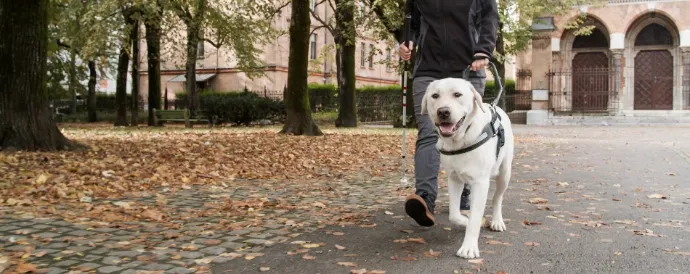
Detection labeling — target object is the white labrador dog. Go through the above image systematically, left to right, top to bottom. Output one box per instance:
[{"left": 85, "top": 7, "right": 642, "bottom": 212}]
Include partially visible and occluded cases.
[{"left": 420, "top": 77, "right": 514, "bottom": 259}]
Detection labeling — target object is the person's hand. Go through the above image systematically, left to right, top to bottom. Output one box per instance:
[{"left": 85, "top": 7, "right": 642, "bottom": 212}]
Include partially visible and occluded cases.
[
  {"left": 399, "top": 41, "right": 414, "bottom": 61},
  {"left": 471, "top": 53, "right": 489, "bottom": 71}
]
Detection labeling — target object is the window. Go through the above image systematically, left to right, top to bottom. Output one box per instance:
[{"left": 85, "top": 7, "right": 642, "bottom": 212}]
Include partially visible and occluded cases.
[
  {"left": 310, "top": 0, "right": 316, "bottom": 11},
  {"left": 360, "top": 1, "right": 366, "bottom": 21},
  {"left": 197, "top": 29, "right": 205, "bottom": 59},
  {"left": 310, "top": 34, "right": 317, "bottom": 60},
  {"left": 197, "top": 41, "right": 205, "bottom": 59},
  {"left": 360, "top": 42, "right": 366, "bottom": 67},
  {"left": 368, "top": 44, "right": 374, "bottom": 68},
  {"left": 386, "top": 48, "right": 391, "bottom": 71}
]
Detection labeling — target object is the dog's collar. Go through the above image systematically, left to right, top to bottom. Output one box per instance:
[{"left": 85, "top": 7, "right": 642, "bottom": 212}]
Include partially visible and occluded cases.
[{"left": 438, "top": 106, "right": 505, "bottom": 158}]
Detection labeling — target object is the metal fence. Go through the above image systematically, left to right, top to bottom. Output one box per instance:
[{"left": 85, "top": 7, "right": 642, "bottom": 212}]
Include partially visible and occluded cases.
[{"left": 548, "top": 68, "right": 621, "bottom": 115}]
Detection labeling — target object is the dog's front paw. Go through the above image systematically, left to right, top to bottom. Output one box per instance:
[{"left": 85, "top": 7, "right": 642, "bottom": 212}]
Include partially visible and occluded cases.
[
  {"left": 449, "top": 214, "right": 469, "bottom": 227},
  {"left": 490, "top": 217, "right": 506, "bottom": 232},
  {"left": 456, "top": 243, "right": 480, "bottom": 259}
]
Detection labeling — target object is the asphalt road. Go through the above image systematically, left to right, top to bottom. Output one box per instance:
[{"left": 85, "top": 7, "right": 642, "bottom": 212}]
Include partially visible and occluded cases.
[{"left": 213, "top": 125, "right": 690, "bottom": 274}]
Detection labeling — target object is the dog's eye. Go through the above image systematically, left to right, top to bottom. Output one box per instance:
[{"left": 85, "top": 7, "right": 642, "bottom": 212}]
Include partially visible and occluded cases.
[
  {"left": 454, "top": 92, "right": 462, "bottom": 97},
  {"left": 431, "top": 94, "right": 439, "bottom": 99}
]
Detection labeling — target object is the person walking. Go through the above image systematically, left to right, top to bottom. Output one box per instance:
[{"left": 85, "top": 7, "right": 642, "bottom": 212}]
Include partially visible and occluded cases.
[{"left": 399, "top": 0, "right": 499, "bottom": 227}]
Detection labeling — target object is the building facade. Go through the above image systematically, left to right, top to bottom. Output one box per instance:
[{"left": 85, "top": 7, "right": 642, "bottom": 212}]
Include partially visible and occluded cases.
[
  {"left": 518, "top": 0, "right": 690, "bottom": 124},
  {"left": 136, "top": 2, "right": 403, "bottom": 105}
]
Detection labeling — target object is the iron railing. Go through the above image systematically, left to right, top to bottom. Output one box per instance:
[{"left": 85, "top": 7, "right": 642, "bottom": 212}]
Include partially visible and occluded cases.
[{"left": 548, "top": 68, "right": 621, "bottom": 115}]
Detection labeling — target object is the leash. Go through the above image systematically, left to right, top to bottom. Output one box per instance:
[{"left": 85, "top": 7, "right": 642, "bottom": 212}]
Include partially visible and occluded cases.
[
  {"left": 399, "top": 14, "right": 412, "bottom": 188},
  {"left": 439, "top": 60, "right": 505, "bottom": 158}
]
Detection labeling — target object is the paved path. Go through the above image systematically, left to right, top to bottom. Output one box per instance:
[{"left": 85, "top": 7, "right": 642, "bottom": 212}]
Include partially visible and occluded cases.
[
  {"left": 2, "top": 125, "right": 689, "bottom": 274},
  {"left": 212, "top": 125, "right": 690, "bottom": 273}
]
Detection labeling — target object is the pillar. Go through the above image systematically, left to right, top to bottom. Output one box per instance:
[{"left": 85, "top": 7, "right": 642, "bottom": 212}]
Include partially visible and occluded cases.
[
  {"left": 527, "top": 33, "right": 553, "bottom": 125},
  {"left": 681, "top": 47, "right": 690, "bottom": 110},
  {"left": 611, "top": 49, "right": 624, "bottom": 114}
]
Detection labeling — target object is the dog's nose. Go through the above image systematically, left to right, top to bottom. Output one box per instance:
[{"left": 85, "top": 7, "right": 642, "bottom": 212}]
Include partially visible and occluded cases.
[{"left": 437, "top": 107, "right": 450, "bottom": 120}]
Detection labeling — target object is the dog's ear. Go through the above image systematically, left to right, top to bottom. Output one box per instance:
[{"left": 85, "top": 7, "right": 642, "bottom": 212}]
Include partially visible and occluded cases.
[
  {"left": 420, "top": 81, "right": 438, "bottom": 115},
  {"left": 471, "top": 83, "right": 487, "bottom": 113}
]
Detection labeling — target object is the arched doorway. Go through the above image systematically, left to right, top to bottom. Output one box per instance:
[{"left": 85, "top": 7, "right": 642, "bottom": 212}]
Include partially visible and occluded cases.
[
  {"left": 633, "top": 23, "right": 674, "bottom": 110},
  {"left": 571, "top": 28, "right": 610, "bottom": 111}
]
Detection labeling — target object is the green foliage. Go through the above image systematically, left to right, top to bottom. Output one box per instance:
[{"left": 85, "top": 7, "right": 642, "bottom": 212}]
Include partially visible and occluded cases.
[
  {"left": 485, "top": 79, "right": 516, "bottom": 98},
  {"left": 307, "top": 83, "right": 338, "bottom": 112},
  {"left": 356, "top": 85, "right": 400, "bottom": 124},
  {"left": 176, "top": 91, "right": 285, "bottom": 126}
]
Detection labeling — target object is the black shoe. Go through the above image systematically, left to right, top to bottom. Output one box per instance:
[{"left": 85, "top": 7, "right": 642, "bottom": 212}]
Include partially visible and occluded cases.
[
  {"left": 460, "top": 186, "right": 471, "bottom": 210},
  {"left": 405, "top": 194, "right": 436, "bottom": 227}
]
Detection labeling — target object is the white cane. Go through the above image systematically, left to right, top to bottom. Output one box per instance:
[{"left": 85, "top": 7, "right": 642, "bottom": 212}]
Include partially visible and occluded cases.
[{"left": 400, "top": 14, "right": 412, "bottom": 188}]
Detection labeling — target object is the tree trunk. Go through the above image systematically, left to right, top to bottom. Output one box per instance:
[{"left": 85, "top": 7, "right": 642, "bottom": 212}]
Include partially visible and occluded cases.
[
  {"left": 0, "top": 0, "right": 77, "bottom": 151},
  {"left": 279, "top": 0, "right": 323, "bottom": 136},
  {"left": 334, "top": 0, "right": 357, "bottom": 128},
  {"left": 145, "top": 8, "right": 162, "bottom": 126},
  {"left": 130, "top": 17, "right": 140, "bottom": 126},
  {"left": 185, "top": 22, "right": 200, "bottom": 126},
  {"left": 114, "top": 39, "right": 130, "bottom": 126},
  {"left": 68, "top": 48, "right": 78, "bottom": 114},
  {"left": 87, "top": 60, "right": 97, "bottom": 122}
]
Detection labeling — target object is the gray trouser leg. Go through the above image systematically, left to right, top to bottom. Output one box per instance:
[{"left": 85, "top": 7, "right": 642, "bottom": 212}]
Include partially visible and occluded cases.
[{"left": 412, "top": 76, "right": 486, "bottom": 212}]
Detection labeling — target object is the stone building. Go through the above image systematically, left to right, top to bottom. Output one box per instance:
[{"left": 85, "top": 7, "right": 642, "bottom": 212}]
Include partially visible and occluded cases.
[
  {"left": 519, "top": 0, "right": 690, "bottom": 124},
  {"left": 136, "top": 1, "right": 402, "bottom": 105}
]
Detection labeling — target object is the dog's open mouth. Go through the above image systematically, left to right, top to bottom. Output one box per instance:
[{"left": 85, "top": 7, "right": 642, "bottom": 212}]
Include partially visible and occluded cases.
[{"left": 437, "top": 116, "right": 465, "bottom": 137}]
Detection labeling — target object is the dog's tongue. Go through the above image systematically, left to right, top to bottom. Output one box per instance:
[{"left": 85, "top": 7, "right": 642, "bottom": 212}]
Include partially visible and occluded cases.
[{"left": 439, "top": 123, "right": 455, "bottom": 135}]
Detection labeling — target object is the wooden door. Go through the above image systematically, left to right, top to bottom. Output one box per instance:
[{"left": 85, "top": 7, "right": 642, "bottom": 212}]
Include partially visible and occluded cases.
[
  {"left": 634, "top": 50, "right": 674, "bottom": 110},
  {"left": 572, "top": 52, "right": 609, "bottom": 111}
]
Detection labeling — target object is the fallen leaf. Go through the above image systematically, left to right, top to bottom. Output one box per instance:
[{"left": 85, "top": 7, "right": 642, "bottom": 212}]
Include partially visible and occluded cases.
[
  {"left": 556, "top": 182, "right": 569, "bottom": 187},
  {"left": 647, "top": 194, "right": 667, "bottom": 199},
  {"left": 528, "top": 198, "right": 548, "bottom": 204},
  {"left": 113, "top": 201, "right": 131, "bottom": 209},
  {"left": 312, "top": 202, "right": 327, "bottom": 208},
  {"left": 141, "top": 209, "right": 164, "bottom": 221},
  {"left": 384, "top": 211, "right": 394, "bottom": 215},
  {"left": 522, "top": 219, "right": 542, "bottom": 226},
  {"left": 614, "top": 220, "right": 637, "bottom": 225},
  {"left": 360, "top": 224, "right": 377, "bottom": 228},
  {"left": 443, "top": 227, "right": 452, "bottom": 231},
  {"left": 634, "top": 229, "right": 661, "bottom": 237},
  {"left": 332, "top": 232, "right": 344, "bottom": 236},
  {"left": 407, "top": 238, "right": 425, "bottom": 244},
  {"left": 487, "top": 240, "right": 511, "bottom": 246},
  {"left": 524, "top": 242, "right": 540, "bottom": 246},
  {"left": 302, "top": 243, "right": 322, "bottom": 249},
  {"left": 182, "top": 244, "right": 199, "bottom": 251},
  {"left": 335, "top": 244, "right": 346, "bottom": 250},
  {"left": 424, "top": 249, "right": 441, "bottom": 257},
  {"left": 663, "top": 249, "right": 690, "bottom": 256},
  {"left": 615, "top": 251, "right": 622, "bottom": 256},
  {"left": 220, "top": 252, "right": 243, "bottom": 259},
  {"left": 245, "top": 253, "right": 265, "bottom": 260},
  {"left": 302, "top": 254, "right": 316, "bottom": 260},
  {"left": 401, "top": 256, "right": 417, "bottom": 262},
  {"left": 194, "top": 258, "right": 214, "bottom": 265},
  {"left": 468, "top": 259, "right": 484, "bottom": 264},
  {"left": 16, "top": 262, "right": 37, "bottom": 273},
  {"left": 337, "top": 262, "right": 358, "bottom": 267},
  {"left": 259, "top": 266, "right": 270, "bottom": 272},
  {"left": 350, "top": 269, "right": 367, "bottom": 274},
  {"left": 368, "top": 271, "right": 386, "bottom": 274}
]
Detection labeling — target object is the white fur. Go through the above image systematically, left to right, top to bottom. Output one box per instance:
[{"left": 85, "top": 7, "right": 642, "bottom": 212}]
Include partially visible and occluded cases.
[{"left": 421, "top": 78, "right": 514, "bottom": 259}]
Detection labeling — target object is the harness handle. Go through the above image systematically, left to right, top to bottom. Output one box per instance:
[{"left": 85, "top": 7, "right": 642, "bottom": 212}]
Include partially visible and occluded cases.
[{"left": 462, "top": 61, "right": 503, "bottom": 107}]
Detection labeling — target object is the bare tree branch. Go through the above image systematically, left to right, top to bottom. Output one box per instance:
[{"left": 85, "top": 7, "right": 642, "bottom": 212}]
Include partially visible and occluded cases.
[
  {"left": 310, "top": 5, "right": 334, "bottom": 34},
  {"left": 309, "top": 25, "right": 328, "bottom": 37}
]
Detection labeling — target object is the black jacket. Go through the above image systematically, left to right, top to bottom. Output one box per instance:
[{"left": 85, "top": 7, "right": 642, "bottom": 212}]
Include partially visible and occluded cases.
[{"left": 402, "top": 0, "right": 498, "bottom": 79}]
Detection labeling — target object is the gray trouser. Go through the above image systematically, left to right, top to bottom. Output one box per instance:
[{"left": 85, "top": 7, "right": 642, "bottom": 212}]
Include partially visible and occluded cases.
[{"left": 412, "top": 76, "right": 486, "bottom": 211}]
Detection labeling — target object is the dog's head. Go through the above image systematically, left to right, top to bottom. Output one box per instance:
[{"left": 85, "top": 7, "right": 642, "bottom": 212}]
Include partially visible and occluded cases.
[{"left": 421, "top": 78, "right": 487, "bottom": 138}]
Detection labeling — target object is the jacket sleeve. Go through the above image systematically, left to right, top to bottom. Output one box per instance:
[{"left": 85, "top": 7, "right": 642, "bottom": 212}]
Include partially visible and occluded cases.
[
  {"left": 398, "top": 0, "right": 420, "bottom": 47},
  {"left": 475, "top": 0, "right": 499, "bottom": 57}
]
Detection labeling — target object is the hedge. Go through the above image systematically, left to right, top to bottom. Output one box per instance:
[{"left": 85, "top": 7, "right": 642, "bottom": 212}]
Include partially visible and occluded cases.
[{"left": 176, "top": 90, "right": 285, "bottom": 126}]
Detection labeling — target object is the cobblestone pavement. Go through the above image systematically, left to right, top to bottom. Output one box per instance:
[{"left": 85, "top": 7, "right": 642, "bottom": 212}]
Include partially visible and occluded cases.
[{"left": 0, "top": 178, "right": 406, "bottom": 273}]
